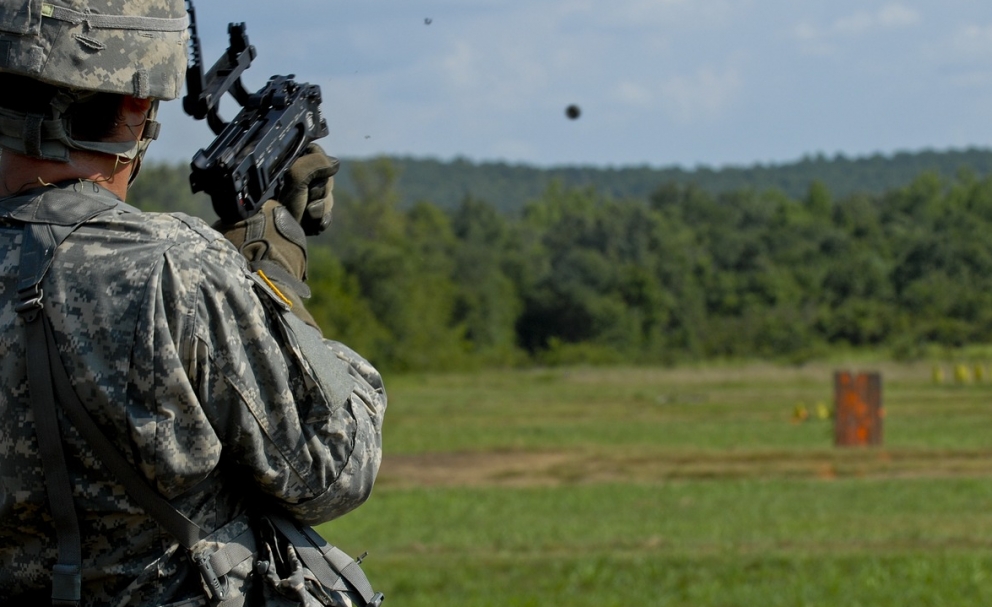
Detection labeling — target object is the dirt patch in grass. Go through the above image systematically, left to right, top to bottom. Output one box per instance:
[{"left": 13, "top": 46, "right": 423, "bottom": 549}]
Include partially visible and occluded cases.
[{"left": 376, "top": 448, "right": 992, "bottom": 489}]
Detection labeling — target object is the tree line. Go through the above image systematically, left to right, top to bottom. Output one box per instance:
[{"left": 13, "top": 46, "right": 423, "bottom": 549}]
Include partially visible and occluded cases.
[
  {"left": 334, "top": 147, "right": 992, "bottom": 213},
  {"left": 130, "top": 156, "right": 992, "bottom": 371}
]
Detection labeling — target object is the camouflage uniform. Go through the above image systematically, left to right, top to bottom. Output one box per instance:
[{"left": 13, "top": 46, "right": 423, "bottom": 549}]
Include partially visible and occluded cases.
[{"left": 0, "top": 180, "right": 386, "bottom": 605}]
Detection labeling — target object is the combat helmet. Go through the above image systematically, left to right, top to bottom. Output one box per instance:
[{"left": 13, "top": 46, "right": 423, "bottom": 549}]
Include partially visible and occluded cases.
[{"left": 0, "top": 0, "right": 188, "bottom": 161}]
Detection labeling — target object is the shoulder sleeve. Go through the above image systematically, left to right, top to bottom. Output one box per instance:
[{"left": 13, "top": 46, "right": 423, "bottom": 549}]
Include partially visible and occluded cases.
[{"left": 179, "top": 227, "right": 386, "bottom": 525}]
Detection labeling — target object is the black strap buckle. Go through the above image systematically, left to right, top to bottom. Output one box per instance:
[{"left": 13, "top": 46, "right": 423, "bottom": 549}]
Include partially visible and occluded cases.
[
  {"left": 15, "top": 284, "right": 43, "bottom": 317},
  {"left": 193, "top": 552, "right": 228, "bottom": 601},
  {"left": 51, "top": 563, "right": 81, "bottom": 606}
]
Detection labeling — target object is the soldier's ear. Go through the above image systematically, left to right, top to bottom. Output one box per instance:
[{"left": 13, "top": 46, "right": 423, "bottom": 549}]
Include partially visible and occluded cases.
[{"left": 120, "top": 96, "right": 154, "bottom": 124}]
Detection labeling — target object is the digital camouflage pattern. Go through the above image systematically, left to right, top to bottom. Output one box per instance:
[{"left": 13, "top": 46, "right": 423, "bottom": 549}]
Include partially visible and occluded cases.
[
  {"left": 0, "top": 0, "right": 188, "bottom": 99},
  {"left": 0, "top": 0, "right": 187, "bottom": 160},
  {"left": 0, "top": 181, "right": 386, "bottom": 605}
]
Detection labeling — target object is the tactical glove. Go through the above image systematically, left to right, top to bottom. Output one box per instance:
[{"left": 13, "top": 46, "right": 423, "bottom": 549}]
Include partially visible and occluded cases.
[
  {"left": 276, "top": 143, "right": 339, "bottom": 236},
  {"left": 215, "top": 146, "right": 339, "bottom": 330},
  {"left": 217, "top": 199, "right": 320, "bottom": 328}
]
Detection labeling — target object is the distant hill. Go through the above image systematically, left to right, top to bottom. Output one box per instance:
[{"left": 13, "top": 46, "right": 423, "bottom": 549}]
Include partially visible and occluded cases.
[{"left": 332, "top": 148, "right": 992, "bottom": 214}]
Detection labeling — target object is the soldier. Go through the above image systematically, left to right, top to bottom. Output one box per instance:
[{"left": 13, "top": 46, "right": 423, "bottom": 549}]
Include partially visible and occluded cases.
[{"left": 0, "top": 1, "right": 385, "bottom": 605}]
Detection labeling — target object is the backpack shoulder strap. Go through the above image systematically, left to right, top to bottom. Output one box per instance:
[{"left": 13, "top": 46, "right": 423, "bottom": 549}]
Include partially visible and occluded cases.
[
  {"left": 14, "top": 205, "right": 209, "bottom": 606},
  {"left": 18, "top": 224, "right": 82, "bottom": 606}
]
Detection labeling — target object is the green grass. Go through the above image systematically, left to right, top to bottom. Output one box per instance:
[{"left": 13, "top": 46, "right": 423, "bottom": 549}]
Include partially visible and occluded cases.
[
  {"left": 317, "top": 361, "right": 992, "bottom": 605},
  {"left": 380, "top": 362, "right": 992, "bottom": 453},
  {"left": 328, "top": 479, "right": 992, "bottom": 555},
  {"left": 356, "top": 554, "right": 992, "bottom": 606}
]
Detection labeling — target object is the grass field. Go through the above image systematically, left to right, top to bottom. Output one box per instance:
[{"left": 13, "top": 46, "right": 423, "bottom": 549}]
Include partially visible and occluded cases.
[{"left": 318, "top": 360, "right": 992, "bottom": 606}]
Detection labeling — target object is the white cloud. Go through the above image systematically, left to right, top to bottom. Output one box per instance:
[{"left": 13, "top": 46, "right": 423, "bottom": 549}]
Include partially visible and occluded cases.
[
  {"left": 149, "top": 0, "right": 992, "bottom": 169},
  {"left": 547, "top": 0, "right": 740, "bottom": 34},
  {"left": 794, "top": 3, "right": 922, "bottom": 48},
  {"left": 833, "top": 4, "right": 921, "bottom": 32},
  {"left": 877, "top": 4, "right": 922, "bottom": 28},
  {"left": 833, "top": 12, "right": 876, "bottom": 35},
  {"left": 915, "top": 20, "right": 992, "bottom": 74},
  {"left": 792, "top": 22, "right": 818, "bottom": 42},
  {"left": 925, "top": 22, "right": 992, "bottom": 90},
  {"left": 952, "top": 23, "right": 992, "bottom": 56},
  {"left": 440, "top": 41, "right": 482, "bottom": 91},
  {"left": 609, "top": 62, "right": 743, "bottom": 125},
  {"left": 660, "top": 65, "right": 743, "bottom": 125},
  {"left": 946, "top": 70, "right": 992, "bottom": 89},
  {"left": 613, "top": 81, "right": 655, "bottom": 109},
  {"left": 489, "top": 138, "right": 543, "bottom": 162}
]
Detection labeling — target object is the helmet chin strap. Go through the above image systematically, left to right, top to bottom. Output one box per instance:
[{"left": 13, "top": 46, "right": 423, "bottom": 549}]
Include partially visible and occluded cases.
[
  {"left": 0, "top": 92, "right": 162, "bottom": 165},
  {"left": 72, "top": 99, "right": 162, "bottom": 171},
  {"left": 126, "top": 100, "right": 160, "bottom": 187}
]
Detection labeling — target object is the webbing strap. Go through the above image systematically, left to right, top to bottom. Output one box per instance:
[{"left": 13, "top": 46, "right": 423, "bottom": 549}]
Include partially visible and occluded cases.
[
  {"left": 43, "top": 5, "right": 188, "bottom": 32},
  {"left": 0, "top": 94, "right": 155, "bottom": 164},
  {"left": 0, "top": 107, "right": 65, "bottom": 137},
  {"left": 23, "top": 113, "right": 45, "bottom": 159},
  {"left": 14, "top": 206, "right": 204, "bottom": 607},
  {"left": 17, "top": 222, "right": 82, "bottom": 606},
  {"left": 17, "top": 223, "right": 62, "bottom": 294},
  {"left": 22, "top": 311, "right": 81, "bottom": 606},
  {"left": 43, "top": 315, "right": 208, "bottom": 548},
  {"left": 269, "top": 515, "right": 379, "bottom": 604},
  {"left": 268, "top": 516, "right": 345, "bottom": 591},
  {"left": 207, "top": 527, "right": 256, "bottom": 578}
]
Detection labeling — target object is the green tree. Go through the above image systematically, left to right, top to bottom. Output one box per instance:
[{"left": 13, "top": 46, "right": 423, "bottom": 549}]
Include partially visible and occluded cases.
[
  {"left": 329, "top": 159, "right": 467, "bottom": 371},
  {"left": 450, "top": 197, "right": 524, "bottom": 364}
]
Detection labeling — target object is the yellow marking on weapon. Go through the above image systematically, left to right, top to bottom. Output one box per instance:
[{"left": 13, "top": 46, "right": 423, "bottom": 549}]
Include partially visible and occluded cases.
[
  {"left": 42, "top": 4, "right": 54, "bottom": 17},
  {"left": 256, "top": 270, "right": 293, "bottom": 309}
]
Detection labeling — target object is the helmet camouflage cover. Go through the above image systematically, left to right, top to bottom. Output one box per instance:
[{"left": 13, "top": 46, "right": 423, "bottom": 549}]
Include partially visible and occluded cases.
[
  {"left": 0, "top": 0, "right": 188, "bottom": 100},
  {"left": 0, "top": 0, "right": 187, "bottom": 160}
]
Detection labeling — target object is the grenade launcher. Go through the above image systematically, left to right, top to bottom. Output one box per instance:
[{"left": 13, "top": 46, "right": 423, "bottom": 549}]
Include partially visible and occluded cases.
[{"left": 182, "top": 1, "right": 329, "bottom": 223}]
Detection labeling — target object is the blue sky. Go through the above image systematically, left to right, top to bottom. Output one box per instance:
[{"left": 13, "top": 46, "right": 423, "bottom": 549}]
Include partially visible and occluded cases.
[{"left": 148, "top": 1, "right": 992, "bottom": 169}]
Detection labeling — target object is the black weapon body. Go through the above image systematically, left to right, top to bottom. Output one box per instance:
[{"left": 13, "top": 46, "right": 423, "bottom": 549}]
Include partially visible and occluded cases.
[{"left": 182, "top": 1, "right": 329, "bottom": 223}]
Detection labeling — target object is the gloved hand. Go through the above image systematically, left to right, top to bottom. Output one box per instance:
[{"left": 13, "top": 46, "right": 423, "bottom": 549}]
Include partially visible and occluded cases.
[
  {"left": 275, "top": 143, "right": 339, "bottom": 236},
  {"left": 215, "top": 145, "right": 339, "bottom": 330},
  {"left": 216, "top": 199, "right": 320, "bottom": 327},
  {"left": 218, "top": 199, "right": 308, "bottom": 286}
]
